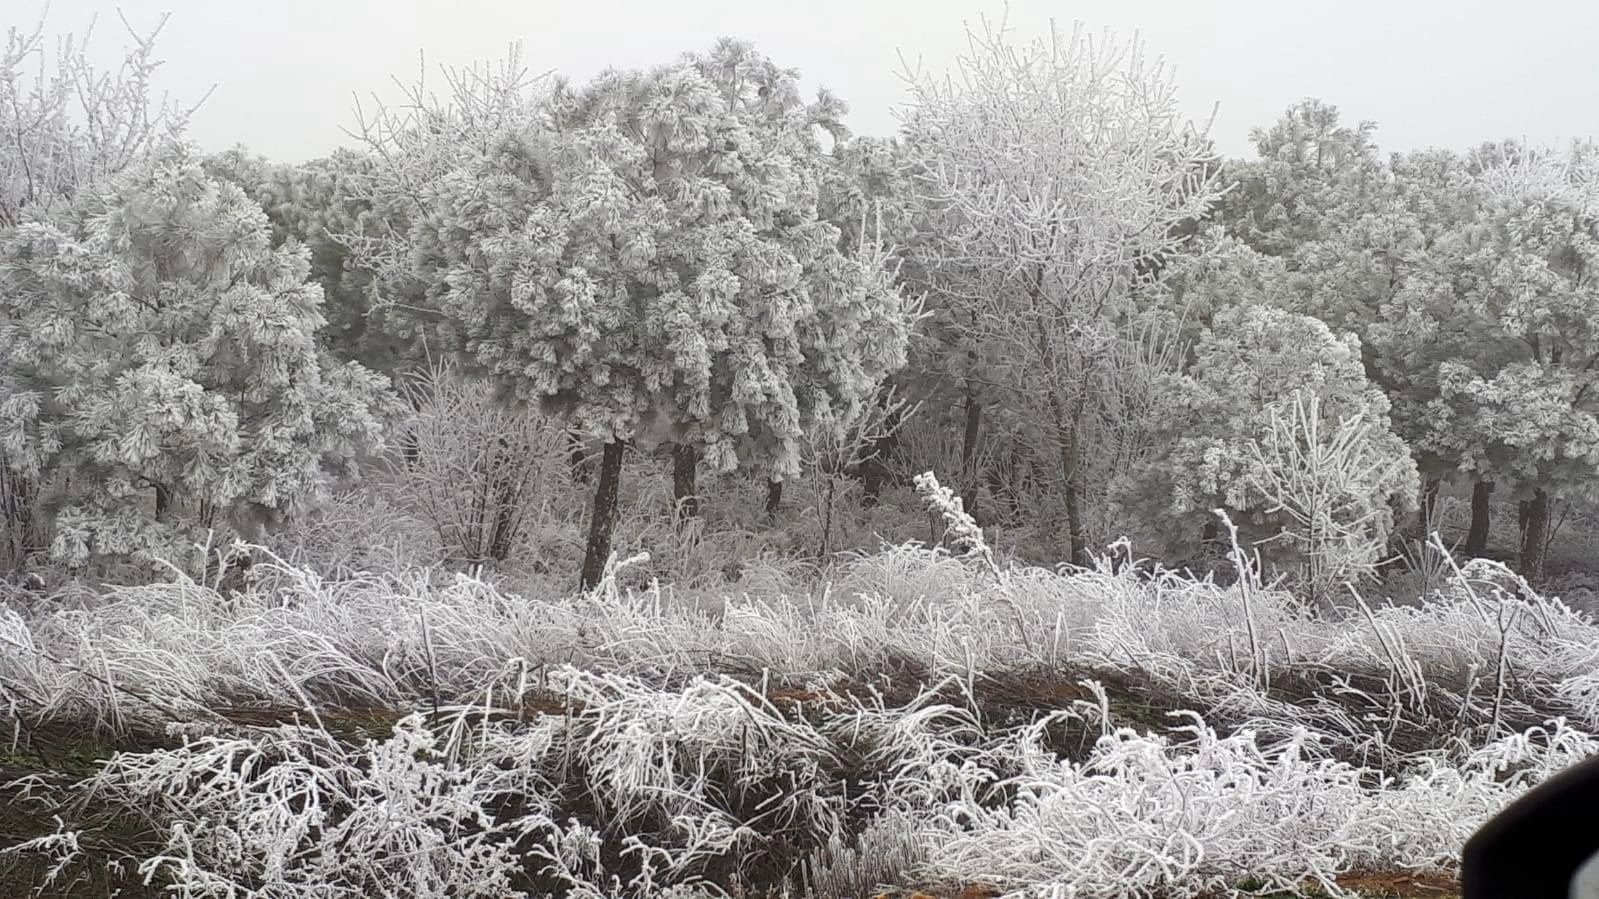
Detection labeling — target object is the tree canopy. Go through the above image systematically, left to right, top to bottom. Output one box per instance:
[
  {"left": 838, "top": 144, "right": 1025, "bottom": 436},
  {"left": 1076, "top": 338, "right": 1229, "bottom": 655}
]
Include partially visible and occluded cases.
[
  {"left": 354, "top": 39, "right": 916, "bottom": 586},
  {"left": 0, "top": 147, "right": 396, "bottom": 570}
]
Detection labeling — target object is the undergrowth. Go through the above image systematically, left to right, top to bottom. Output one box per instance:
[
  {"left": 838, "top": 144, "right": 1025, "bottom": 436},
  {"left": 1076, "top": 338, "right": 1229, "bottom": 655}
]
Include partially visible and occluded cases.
[{"left": 0, "top": 476, "right": 1594, "bottom": 897}]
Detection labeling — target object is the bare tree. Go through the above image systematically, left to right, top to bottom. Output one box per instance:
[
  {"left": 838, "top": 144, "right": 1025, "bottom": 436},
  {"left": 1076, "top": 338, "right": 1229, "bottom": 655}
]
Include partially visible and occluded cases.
[
  {"left": 0, "top": 7, "right": 208, "bottom": 226},
  {"left": 900, "top": 16, "right": 1221, "bottom": 564},
  {"left": 387, "top": 365, "right": 568, "bottom": 568},
  {"left": 801, "top": 386, "right": 915, "bottom": 559}
]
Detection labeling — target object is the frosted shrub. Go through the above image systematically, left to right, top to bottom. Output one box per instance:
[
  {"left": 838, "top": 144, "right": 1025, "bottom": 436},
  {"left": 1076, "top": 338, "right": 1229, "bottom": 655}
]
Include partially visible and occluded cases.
[
  {"left": 388, "top": 365, "right": 572, "bottom": 567},
  {"left": 800, "top": 387, "right": 915, "bottom": 559},
  {"left": 1249, "top": 393, "right": 1417, "bottom": 604},
  {"left": 552, "top": 668, "right": 846, "bottom": 863},
  {"left": 64, "top": 670, "right": 863, "bottom": 898},
  {"left": 97, "top": 717, "right": 545, "bottom": 898},
  {"left": 921, "top": 717, "right": 1372, "bottom": 896}
]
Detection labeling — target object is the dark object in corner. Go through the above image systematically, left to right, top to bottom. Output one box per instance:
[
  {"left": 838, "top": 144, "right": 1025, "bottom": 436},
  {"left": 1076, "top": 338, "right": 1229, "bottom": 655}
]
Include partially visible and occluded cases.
[{"left": 1462, "top": 751, "right": 1599, "bottom": 898}]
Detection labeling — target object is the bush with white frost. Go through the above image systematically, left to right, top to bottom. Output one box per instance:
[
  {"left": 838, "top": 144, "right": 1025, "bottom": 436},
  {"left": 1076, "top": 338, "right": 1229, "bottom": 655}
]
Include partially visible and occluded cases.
[
  {"left": 1123, "top": 304, "right": 1417, "bottom": 590},
  {"left": 385, "top": 364, "right": 573, "bottom": 568}
]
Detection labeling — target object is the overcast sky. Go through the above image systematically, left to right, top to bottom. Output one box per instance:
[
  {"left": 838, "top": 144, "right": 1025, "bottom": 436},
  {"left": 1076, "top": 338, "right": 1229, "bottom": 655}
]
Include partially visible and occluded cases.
[{"left": 29, "top": 0, "right": 1599, "bottom": 163}]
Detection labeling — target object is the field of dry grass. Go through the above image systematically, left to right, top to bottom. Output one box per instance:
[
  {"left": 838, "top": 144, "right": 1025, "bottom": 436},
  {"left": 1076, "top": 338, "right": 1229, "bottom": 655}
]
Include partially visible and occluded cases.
[{"left": 1, "top": 496, "right": 1594, "bottom": 897}]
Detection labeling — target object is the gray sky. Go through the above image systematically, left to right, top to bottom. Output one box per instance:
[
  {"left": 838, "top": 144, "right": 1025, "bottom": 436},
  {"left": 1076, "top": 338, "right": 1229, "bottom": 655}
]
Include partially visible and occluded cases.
[{"left": 31, "top": 0, "right": 1599, "bottom": 162}]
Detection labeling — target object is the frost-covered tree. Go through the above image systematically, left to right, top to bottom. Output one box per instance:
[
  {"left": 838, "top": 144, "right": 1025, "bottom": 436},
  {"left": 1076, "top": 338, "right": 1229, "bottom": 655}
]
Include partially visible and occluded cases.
[
  {"left": 0, "top": 9, "right": 207, "bottom": 227},
  {"left": 1, "top": 9, "right": 207, "bottom": 570},
  {"left": 901, "top": 17, "right": 1221, "bottom": 564},
  {"left": 360, "top": 41, "right": 913, "bottom": 589},
  {"left": 1217, "top": 99, "right": 1384, "bottom": 259},
  {"left": 1215, "top": 101, "right": 1406, "bottom": 370},
  {"left": 1384, "top": 145, "right": 1599, "bottom": 579},
  {"left": 0, "top": 147, "right": 397, "bottom": 571},
  {"left": 204, "top": 147, "right": 422, "bottom": 374},
  {"left": 1335, "top": 149, "right": 1497, "bottom": 545},
  {"left": 1122, "top": 304, "right": 1416, "bottom": 577}
]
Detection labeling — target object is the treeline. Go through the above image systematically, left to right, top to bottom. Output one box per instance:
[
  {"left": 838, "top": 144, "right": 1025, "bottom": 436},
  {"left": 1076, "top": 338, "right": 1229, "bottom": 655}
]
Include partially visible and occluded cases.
[{"left": 2, "top": 14, "right": 1594, "bottom": 592}]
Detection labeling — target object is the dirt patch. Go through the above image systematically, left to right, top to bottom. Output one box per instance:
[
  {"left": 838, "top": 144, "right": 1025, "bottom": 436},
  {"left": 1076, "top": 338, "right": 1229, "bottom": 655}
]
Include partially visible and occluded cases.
[
  {"left": 0, "top": 763, "right": 168, "bottom": 898},
  {"left": 1334, "top": 870, "right": 1459, "bottom": 897}
]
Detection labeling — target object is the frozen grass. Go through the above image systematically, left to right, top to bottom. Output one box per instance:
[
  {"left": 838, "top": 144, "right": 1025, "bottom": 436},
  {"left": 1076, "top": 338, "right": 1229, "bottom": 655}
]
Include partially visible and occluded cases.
[
  {"left": 2, "top": 493, "right": 1598, "bottom": 896},
  {"left": 12, "top": 667, "right": 1593, "bottom": 898}
]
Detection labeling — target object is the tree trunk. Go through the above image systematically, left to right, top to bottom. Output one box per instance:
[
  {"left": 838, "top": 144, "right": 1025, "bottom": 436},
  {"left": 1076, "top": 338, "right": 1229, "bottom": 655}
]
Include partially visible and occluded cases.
[
  {"left": 1045, "top": 388, "right": 1089, "bottom": 567},
  {"left": 961, "top": 392, "right": 982, "bottom": 483},
  {"left": 568, "top": 431, "right": 592, "bottom": 484},
  {"left": 487, "top": 435, "right": 518, "bottom": 562},
  {"left": 578, "top": 440, "right": 624, "bottom": 592},
  {"left": 671, "top": 443, "right": 698, "bottom": 525},
  {"left": 1063, "top": 467, "right": 1087, "bottom": 566},
  {"left": 1, "top": 471, "right": 41, "bottom": 571},
  {"left": 1417, "top": 477, "right": 1442, "bottom": 538},
  {"left": 764, "top": 478, "right": 783, "bottom": 521},
  {"left": 1465, "top": 480, "right": 1493, "bottom": 557},
  {"left": 154, "top": 484, "right": 173, "bottom": 523},
  {"left": 1518, "top": 487, "right": 1550, "bottom": 582}
]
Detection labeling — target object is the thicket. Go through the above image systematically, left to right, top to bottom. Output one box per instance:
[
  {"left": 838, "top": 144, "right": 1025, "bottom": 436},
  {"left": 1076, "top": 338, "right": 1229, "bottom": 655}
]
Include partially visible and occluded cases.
[{"left": 6, "top": 13, "right": 1598, "bottom": 592}]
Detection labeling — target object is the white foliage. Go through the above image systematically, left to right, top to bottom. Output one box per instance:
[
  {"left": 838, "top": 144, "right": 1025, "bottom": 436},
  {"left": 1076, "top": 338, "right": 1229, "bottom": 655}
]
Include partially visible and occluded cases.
[
  {"left": 0, "top": 9, "right": 206, "bottom": 225},
  {"left": 900, "top": 15, "right": 1222, "bottom": 560},
  {"left": 0, "top": 147, "right": 399, "bottom": 573}
]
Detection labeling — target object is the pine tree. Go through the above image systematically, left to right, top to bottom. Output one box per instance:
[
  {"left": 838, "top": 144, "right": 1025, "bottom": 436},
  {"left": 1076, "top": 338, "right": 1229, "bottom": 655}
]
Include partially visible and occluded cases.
[
  {"left": 1, "top": 10, "right": 207, "bottom": 570},
  {"left": 360, "top": 41, "right": 914, "bottom": 589},
  {"left": 1217, "top": 99, "right": 1385, "bottom": 260},
  {"left": 1389, "top": 145, "right": 1599, "bottom": 579},
  {"left": 0, "top": 147, "right": 397, "bottom": 572},
  {"left": 204, "top": 147, "right": 426, "bottom": 376},
  {"left": 1122, "top": 303, "right": 1416, "bottom": 575}
]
